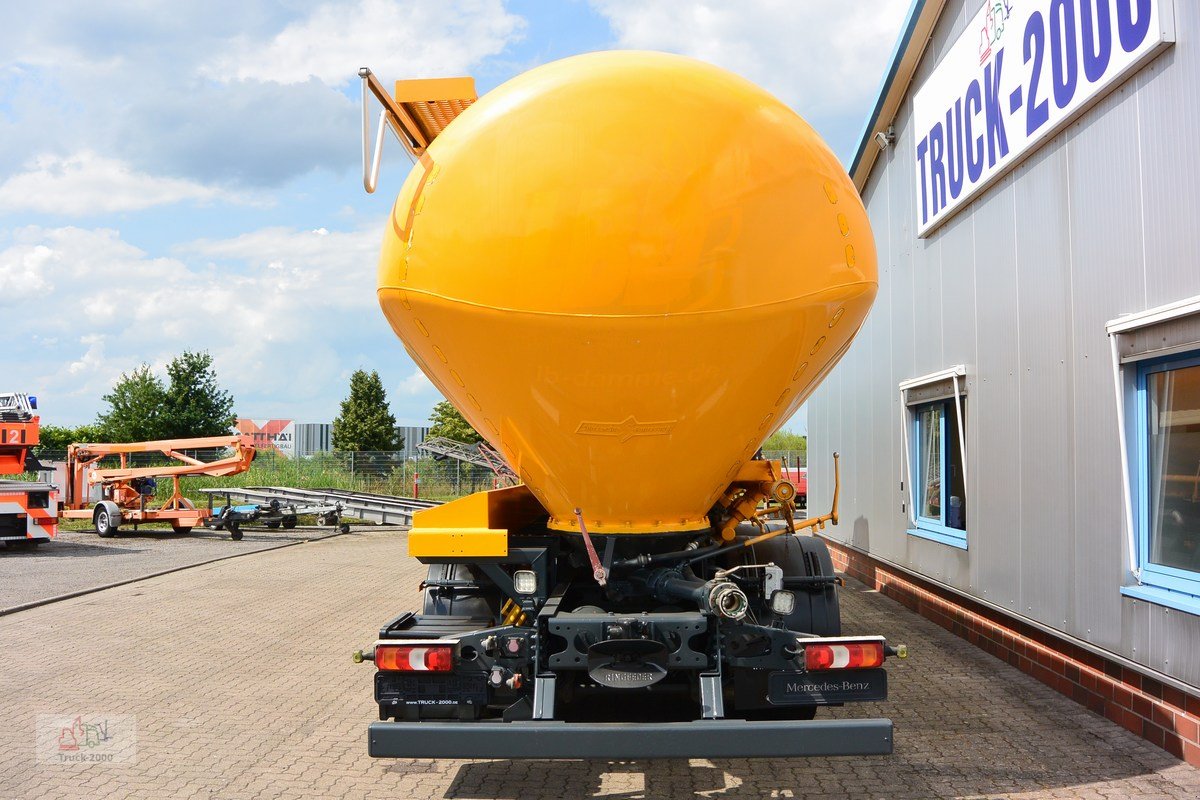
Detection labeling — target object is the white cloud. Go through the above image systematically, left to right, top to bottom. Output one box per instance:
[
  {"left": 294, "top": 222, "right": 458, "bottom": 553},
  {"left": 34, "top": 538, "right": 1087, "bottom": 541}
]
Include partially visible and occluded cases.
[
  {"left": 202, "top": 0, "right": 525, "bottom": 87},
  {"left": 591, "top": 0, "right": 909, "bottom": 117},
  {"left": 0, "top": 1, "right": 525, "bottom": 190},
  {"left": 0, "top": 152, "right": 261, "bottom": 216},
  {"left": 0, "top": 222, "right": 433, "bottom": 424},
  {"left": 0, "top": 242, "right": 53, "bottom": 298},
  {"left": 397, "top": 369, "right": 434, "bottom": 396}
]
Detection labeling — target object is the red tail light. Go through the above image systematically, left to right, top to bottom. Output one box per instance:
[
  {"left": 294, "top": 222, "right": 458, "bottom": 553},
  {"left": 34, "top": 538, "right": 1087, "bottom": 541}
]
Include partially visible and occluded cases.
[
  {"left": 805, "top": 640, "right": 884, "bottom": 671},
  {"left": 375, "top": 644, "right": 454, "bottom": 672}
]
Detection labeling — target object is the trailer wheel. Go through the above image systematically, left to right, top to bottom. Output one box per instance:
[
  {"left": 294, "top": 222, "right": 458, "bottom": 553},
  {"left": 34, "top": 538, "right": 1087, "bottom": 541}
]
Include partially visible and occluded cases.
[
  {"left": 94, "top": 506, "right": 119, "bottom": 538},
  {"left": 281, "top": 515, "right": 297, "bottom": 530},
  {"left": 265, "top": 521, "right": 281, "bottom": 529},
  {"left": 230, "top": 524, "right": 244, "bottom": 541},
  {"left": 171, "top": 525, "right": 193, "bottom": 535},
  {"left": 748, "top": 533, "right": 840, "bottom": 636}
]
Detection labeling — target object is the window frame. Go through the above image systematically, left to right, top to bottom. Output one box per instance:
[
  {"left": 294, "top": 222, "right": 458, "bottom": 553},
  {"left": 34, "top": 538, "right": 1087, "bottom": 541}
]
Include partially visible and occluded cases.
[
  {"left": 1127, "top": 351, "right": 1200, "bottom": 605},
  {"left": 908, "top": 397, "right": 968, "bottom": 550}
]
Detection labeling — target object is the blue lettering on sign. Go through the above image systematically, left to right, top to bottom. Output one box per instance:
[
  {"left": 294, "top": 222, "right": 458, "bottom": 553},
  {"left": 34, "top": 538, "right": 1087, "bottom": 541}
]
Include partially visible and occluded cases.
[
  {"left": 917, "top": 0, "right": 1162, "bottom": 231},
  {"left": 1080, "top": 0, "right": 1112, "bottom": 81},
  {"left": 1117, "top": 0, "right": 1151, "bottom": 53},
  {"left": 983, "top": 50, "right": 1010, "bottom": 165},
  {"left": 965, "top": 80, "right": 984, "bottom": 182},
  {"left": 946, "top": 100, "right": 966, "bottom": 200},
  {"left": 929, "top": 120, "right": 947, "bottom": 216},
  {"left": 917, "top": 137, "right": 930, "bottom": 224}
]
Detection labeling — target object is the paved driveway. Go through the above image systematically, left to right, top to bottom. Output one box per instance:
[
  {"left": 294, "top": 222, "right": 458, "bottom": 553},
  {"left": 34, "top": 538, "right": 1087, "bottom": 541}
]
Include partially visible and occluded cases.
[
  {"left": 0, "top": 525, "right": 347, "bottom": 612},
  {"left": 1, "top": 530, "right": 1197, "bottom": 799}
]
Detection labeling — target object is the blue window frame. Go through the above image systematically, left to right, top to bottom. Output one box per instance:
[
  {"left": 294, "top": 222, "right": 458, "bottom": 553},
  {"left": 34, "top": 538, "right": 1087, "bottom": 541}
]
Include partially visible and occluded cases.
[
  {"left": 1123, "top": 353, "right": 1200, "bottom": 613},
  {"left": 908, "top": 398, "right": 968, "bottom": 549}
]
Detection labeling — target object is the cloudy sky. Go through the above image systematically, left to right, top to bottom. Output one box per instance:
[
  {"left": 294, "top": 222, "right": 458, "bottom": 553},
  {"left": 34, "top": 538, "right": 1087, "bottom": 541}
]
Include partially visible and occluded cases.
[{"left": 0, "top": 0, "right": 908, "bottom": 430}]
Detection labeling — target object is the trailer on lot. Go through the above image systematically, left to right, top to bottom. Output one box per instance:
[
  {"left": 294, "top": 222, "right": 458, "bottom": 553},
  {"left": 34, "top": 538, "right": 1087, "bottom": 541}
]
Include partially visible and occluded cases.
[
  {"left": 59, "top": 436, "right": 256, "bottom": 538},
  {"left": 198, "top": 486, "right": 440, "bottom": 538}
]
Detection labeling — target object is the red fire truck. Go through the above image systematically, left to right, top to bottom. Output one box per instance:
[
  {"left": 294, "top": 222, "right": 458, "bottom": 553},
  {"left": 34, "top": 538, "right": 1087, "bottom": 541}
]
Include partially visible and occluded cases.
[{"left": 0, "top": 393, "right": 58, "bottom": 548}]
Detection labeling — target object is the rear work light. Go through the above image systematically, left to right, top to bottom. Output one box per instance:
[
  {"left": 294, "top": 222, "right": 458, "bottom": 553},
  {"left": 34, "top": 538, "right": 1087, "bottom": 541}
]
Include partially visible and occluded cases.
[
  {"left": 804, "top": 639, "right": 885, "bottom": 671},
  {"left": 375, "top": 644, "right": 454, "bottom": 672}
]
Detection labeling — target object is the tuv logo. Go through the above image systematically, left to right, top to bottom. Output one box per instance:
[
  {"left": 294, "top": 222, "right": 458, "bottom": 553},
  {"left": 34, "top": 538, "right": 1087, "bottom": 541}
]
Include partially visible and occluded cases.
[{"left": 575, "top": 417, "right": 676, "bottom": 443}]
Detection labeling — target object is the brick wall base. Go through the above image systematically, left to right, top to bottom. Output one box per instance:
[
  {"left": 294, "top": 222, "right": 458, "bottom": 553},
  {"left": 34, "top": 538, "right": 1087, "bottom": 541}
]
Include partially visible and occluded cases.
[{"left": 820, "top": 536, "right": 1200, "bottom": 767}]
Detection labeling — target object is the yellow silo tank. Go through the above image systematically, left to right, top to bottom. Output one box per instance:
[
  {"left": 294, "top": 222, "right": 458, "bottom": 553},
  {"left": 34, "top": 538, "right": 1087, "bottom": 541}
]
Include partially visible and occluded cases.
[{"left": 377, "top": 50, "right": 877, "bottom": 536}]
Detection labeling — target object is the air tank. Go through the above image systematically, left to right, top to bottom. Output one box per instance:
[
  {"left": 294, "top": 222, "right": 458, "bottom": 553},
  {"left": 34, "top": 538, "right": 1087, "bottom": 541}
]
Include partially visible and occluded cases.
[{"left": 377, "top": 51, "right": 877, "bottom": 535}]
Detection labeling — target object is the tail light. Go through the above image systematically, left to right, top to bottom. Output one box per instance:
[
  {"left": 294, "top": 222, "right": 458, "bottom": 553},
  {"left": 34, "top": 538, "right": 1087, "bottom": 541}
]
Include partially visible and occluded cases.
[
  {"left": 804, "top": 639, "right": 885, "bottom": 671},
  {"left": 375, "top": 644, "right": 454, "bottom": 672}
]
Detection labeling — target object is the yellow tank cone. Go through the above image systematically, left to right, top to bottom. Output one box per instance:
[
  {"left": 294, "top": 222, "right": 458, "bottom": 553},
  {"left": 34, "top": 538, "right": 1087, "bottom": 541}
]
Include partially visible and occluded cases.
[{"left": 377, "top": 51, "right": 877, "bottom": 535}]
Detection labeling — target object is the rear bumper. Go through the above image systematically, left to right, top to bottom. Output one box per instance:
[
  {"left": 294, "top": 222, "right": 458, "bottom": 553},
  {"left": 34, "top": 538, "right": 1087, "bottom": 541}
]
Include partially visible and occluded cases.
[{"left": 368, "top": 717, "right": 893, "bottom": 759}]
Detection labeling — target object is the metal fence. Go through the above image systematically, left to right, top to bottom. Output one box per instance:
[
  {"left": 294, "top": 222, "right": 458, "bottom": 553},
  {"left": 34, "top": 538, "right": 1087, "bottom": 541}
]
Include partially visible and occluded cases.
[
  {"left": 29, "top": 446, "right": 807, "bottom": 504},
  {"left": 30, "top": 449, "right": 500, "bottom": 502},
  {"left": 762, "top": 450, "right": 807, "bottom": 469}
]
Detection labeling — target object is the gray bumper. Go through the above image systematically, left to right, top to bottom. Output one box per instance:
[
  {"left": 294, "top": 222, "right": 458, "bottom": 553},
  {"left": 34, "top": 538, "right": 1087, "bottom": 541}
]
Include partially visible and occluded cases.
[{"left": 368, "top": 717, "right": 893, "bottom": 759}]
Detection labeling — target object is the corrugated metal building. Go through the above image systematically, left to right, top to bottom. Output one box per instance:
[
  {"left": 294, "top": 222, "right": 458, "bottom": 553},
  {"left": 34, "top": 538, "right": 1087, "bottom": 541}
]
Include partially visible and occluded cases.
[
  {"left": 809, "top": 0, "right": 1200, "bottom": 760},
  {"left": 293, "top": 423, "right": 333, "bottom": 458},
  {"left": 397, "top": 426, "right": 430, "bottom": 460}
]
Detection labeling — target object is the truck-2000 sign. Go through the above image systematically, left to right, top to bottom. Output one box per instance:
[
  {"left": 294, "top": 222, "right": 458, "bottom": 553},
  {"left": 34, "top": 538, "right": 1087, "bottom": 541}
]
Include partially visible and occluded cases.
[{"left": 913, "top": 0, "right": 1175, "bottom": 236}]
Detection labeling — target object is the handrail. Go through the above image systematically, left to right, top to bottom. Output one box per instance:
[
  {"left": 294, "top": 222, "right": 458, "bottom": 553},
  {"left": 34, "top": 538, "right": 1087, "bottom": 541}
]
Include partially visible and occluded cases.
[{"left": 360, "top": 67, "right": 420, "bottom": 193}]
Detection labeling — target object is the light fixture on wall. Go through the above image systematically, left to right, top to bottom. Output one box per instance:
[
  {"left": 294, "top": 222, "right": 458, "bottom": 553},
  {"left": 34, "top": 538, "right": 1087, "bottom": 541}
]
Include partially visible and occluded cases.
[{"left": 874, "top": 126, "right": 895, "bottom": 150}]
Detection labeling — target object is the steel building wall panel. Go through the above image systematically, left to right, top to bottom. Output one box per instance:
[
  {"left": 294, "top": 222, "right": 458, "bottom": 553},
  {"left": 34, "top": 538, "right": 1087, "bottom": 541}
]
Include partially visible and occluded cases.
[
  {"left": 809, "top": 0, "right": 1200, "bottom": 689},
  {"left": 924, "top": 0, "right": 974, "bottom": 80},
  {"left": 1136, "top": 2, "right": 1200, "bottom": 308},
  {"left": 1065, "top": 84, "right": 1147, "bottom": 653},
  {"left": 1012, "top": 143, "right": 1075, "bottom": 632},
  {"left": 885, "top": 151, "right": 920, "bottom": 566},
  {"left": 965, "top": 174, "right": 1022, "bottom": 610},
  {"left": 853, "top": 179, "right": 894, "bottom": 552},
  {"left": 936, "top": 211, "right": 980, "bottom": 591},
  {"left": 913, "top": 237, "right": 944, "bottom": 377},
  {"left": 870, "top": 249, "right": 900, "bottom": 549},
  {"left": 850, "top": 325, "right": 871, "bottom": 542},
  {"left": 1121, "top": 598, "right": 1152, "bottom": 680},
  {"left": 1149, "top": 602, "right": 1200, "bottom": 687}
]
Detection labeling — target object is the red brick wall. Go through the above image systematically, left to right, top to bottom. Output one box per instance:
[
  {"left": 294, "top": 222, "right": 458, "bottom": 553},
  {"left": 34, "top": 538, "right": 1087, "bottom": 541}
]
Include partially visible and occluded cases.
[{"left": 821, "top": 536, "right": 1200, "bottom": 767}]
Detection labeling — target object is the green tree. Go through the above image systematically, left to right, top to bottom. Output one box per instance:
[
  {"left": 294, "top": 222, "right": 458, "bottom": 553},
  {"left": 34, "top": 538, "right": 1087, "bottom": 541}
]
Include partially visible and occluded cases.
[
  {"left": 94, "top": 351, "right": 238, "bottom": 443},
  {"left": 162, "top": 351, "right": 236, "bottom": 438},
  {"left": 95, "top": 364, "right": 168, "bottom": 442},
  {"left": 332, "top": 369, "right": 399, "bottom": 451},
  {"left": 428, "top": 399, "right": 482, "bottom": 444},
  {"left": 37, "top": 423, "right": 103, "bottom": 450},
  {"left": 763, "top": 430, "right": 807, "bottom": 455}
]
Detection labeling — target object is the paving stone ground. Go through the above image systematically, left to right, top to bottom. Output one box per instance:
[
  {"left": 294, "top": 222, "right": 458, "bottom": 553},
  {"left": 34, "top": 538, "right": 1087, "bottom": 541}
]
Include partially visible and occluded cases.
[
  {"left": 0, "top": 525, "right": 346, "bottom": 611},
  {"left": 1, "top": 529, "right": 1197, "bottom": 799}
]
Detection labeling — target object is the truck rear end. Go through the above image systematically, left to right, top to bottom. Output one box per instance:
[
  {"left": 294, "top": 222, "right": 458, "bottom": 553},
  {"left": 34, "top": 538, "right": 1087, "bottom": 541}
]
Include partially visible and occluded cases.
[
  {"left": 354, "top": 51, "right": 900, "bottom": 758},
  {"left": 357, "top": 464, "right": 904, "bottom": 760}
]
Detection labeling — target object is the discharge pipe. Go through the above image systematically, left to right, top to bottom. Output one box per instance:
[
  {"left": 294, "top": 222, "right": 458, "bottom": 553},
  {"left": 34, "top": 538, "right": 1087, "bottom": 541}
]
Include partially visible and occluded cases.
[{"left": 642, "top": 569, "right": 750, "bottom": 620}]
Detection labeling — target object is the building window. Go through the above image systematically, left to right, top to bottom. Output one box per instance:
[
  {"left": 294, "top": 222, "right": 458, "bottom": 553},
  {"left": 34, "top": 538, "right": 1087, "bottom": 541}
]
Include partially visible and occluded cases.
[
  {"left": 1108, "top": 296, "right": 1200, "bottom": 615},
  {"left": 1133, "top": 354, "right": 1200, "bottom": 603},
  {"left": 899, "top": 366, "right": 968, "bottom": 550},
  {"left": 910, "top": 398, "right": 968, "bottom": 548}
]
